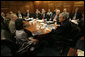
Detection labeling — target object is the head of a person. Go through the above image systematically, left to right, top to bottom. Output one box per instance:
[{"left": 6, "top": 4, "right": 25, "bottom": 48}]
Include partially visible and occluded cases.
[
  {"left": 54, "top": 8, "right": 58, "bottom": 11},
  {"left": 63, "top": 8, "right": 67, "bottom": 12},
  {"left": 75, "top": 8, "right": 79, "bottom": 12},
  {"left": 36, "top": 9, "right": 39, "bottom": 14},
  {"left": 36, "top": 9, "right": 39, "bottom": 11},
  {"left": 42, "top": 9, "right": 45, "bottom": 13},
  {"left": 42, "top": 9, "right": 44, "bottom": 11},
  {"left": 48, "top": 9, "right": 50, "bottom": 12},
  {"left": 18, "top": 10, "right": 21, "bottom": 13},
  {"left": 27, "top": 10, "right": 29, "bottom": 13},
  {"left": 56, "top": 10, "right": 60, "bottom": 15},
  {"left": 10, "top": 11, "right": 13, "bottom": 14},
  {"left": 1, "top": 12, "right": 5, "bottom": 17},
  {"left": 6, "top": 13, "right": 11, "bottom": 19},
  {"left": 59, "top": 13, "right": 67, "bottom": 22},
  {"left": 11, "top": 14, "right": 17, "bottom": 21},
  {"left": 15, "top": 19, "right": 23, "bottom": 30}
]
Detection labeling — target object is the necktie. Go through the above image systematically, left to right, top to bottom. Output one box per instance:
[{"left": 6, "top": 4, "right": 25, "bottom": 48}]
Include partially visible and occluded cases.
[{"left": 54, "top": 15, "right": 57, "bottom": 20}]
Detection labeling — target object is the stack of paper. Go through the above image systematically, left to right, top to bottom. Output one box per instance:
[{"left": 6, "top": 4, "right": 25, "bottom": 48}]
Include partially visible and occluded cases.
[{"left": 77, "top": 49, "right": 84, "bottom": 56}]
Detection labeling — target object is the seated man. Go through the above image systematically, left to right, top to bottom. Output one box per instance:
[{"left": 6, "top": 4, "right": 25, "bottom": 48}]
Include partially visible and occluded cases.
[
  {"left": 62, "top": 8, "right": 69, "bottom": 19},
  {"left": 69, "top": 8, "right": 82, "bottom": 21},
  {"left": 34, "top": 9, "right": 42, "bottom": 19},
  {"left": 41, "top": 9, "right": 47, "bottom": 19},
  {"left": 46, "top": 9, "right": 53, "bottom": 21},
  {"left": 16, "top": 10, "right": 23, "bottom": 19},
  {"left": 52, "top": 10, "right": 60, "bottom": 21},
  {"left": 3, "top": 13, "right": 11, "bottom": 31},
  {"left": 38, "top": 13, "right": 80, "bottom": 47}
]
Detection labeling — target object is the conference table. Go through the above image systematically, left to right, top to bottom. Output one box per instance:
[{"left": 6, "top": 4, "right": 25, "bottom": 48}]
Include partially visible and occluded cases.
[
  {"left": 23, "top": 18, "right": 58, "bottom": 36},
  {"left": 23, "top": 18, "right": 78, "bottom": 36},
  {"left": 23, "top": 18, "right": 81, "bottom": 56}
]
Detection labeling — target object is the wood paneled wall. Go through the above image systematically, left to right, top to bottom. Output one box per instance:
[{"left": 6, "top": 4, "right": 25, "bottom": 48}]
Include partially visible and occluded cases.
[
  {"left": 1, "top": 1, "right": 84, "bottom": 14},
  {"left": 1, "top": 1, "right": 35, "bottom": 13},
  {"left": 33, "top": 1, "right": 84, "bottom": 13}
]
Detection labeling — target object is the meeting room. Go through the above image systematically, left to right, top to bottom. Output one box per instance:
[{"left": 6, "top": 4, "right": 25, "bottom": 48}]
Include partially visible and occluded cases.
[{"left": 1, "top": 1, "right": 84, "bottom": 56}]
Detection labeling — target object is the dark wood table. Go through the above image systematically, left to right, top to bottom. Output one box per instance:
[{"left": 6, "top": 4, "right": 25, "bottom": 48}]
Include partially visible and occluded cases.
[{"left": 23, "top": 21, "right": 57, "bottom": 35}]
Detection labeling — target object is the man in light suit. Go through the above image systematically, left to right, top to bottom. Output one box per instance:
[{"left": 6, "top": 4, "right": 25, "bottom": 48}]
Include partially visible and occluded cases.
[
  {"left": 53, "top": 8, "right": 58, "bottom": 15},
  {"left": 16, "top": 10, "right": 23, "bottom": 19}
]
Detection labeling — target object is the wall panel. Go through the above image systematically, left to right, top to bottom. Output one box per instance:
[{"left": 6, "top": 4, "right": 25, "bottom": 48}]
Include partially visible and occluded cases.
[{"left": 1, "top": 1, "right": 84, "bottom": 14}]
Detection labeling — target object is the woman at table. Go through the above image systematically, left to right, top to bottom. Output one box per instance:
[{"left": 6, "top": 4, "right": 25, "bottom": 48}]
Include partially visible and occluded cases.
[{"left": 15, "top": 19, "right": 38, "bottom": 45}]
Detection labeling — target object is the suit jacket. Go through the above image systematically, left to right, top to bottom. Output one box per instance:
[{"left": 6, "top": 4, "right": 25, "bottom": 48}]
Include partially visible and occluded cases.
[
  {"left": 53, "top": 11, "right": 56, "bottom": 15},
  {"left": 46, "top": 12, "right": 53, "bottom": 21},
  {"left": 62, "top": 12, "right": 69, "bottom": 19},
  {"left": 69, "top": 12, "right": 82, "bottom": 20},
  {"left": 16, "top": 13, "right": 24, "bottom": 18},
  {"left": 24, "top": 13, "right": 33, "bottom": 18},
  {"left": 34, "top": 13, "right": 42, "bottom": 19},
  {"left": 41, "top": 13, "right": 47, "bottom": 19},
  {"left": 52, "top": 14, "right": 59, "bottom": 21},
  {"left": 1, "top": 16, "right": 4, "bottom": 23},
  {"left": 41, "top": 19, "right": 80, "bottom": 41},
  {"left": 52, "top": 19, "right": 80, "bottom": 40}
]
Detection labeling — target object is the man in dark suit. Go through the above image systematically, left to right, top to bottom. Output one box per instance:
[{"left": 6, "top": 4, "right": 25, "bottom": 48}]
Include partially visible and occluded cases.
[
  {"left": 53, "top": 8, "right": 58, "bottom": 15},
  {"left": 69, "top": 8, "right": 82, "bottom": 21},
  {"left": 34, "top": 9, "right": 42, "bottom": 19},
  {"left": 41, "top": 9, "right": 47, "bottom": 19},
  {"left": 46, "top": 9, "right": 53, "bottom": 21},
  {"left": 25, "top": 10, "right": 33, "bottom": 18},
  {"left": 16, "top": 11, "right": 23, "bottom": 19},
  {"left": 1, "top": 12, "right": 6, "bottom": 20},
  {"left": 1, "top": 12, "right": 5, "bottom": 24},
  {"left": 2, "top": 13, "right": 11, "bottom": 31},
  {"left": 39, "top": 13, "right": 80, "bottom": 47}
]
